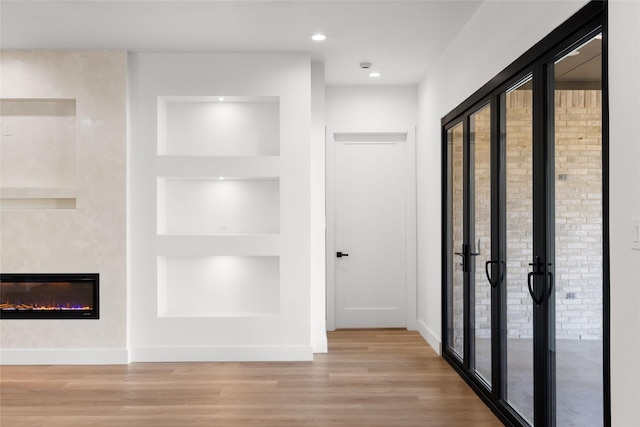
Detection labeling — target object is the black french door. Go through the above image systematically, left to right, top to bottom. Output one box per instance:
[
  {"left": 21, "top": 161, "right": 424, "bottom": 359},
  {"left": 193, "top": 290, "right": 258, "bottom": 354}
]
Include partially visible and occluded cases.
[{"left": 441, "top": 2, "right": 609, "bottom": 426}]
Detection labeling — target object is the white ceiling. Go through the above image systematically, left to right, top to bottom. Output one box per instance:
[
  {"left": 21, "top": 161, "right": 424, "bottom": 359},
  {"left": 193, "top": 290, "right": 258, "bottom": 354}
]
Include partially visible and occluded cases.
[{"left": 0, "top": 1, "right": 483, "bottom": 85}]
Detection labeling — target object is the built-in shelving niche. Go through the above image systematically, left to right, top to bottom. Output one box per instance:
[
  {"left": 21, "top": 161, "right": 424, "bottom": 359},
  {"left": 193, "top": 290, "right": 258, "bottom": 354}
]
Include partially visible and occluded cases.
[
  {"left": 156, "top": 95, "right": 281, "bottom": 319},
  {"left": 157, "top": 96, "right": 279, "bottom": 157},
  {"left": 0, "top": 99, "right": 77, "bottom": 209},
  {"left": 157, "top": 177, "right": 280, "bottom": 235},
  {"left": 157, "top": 255, "right": 280, "bottom": 317}
]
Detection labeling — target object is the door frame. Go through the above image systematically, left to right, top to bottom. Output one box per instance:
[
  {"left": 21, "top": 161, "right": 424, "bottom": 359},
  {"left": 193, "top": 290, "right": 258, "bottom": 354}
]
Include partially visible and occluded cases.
[{"left": 326, "top": 126, "right": 417, "bottom": 331}]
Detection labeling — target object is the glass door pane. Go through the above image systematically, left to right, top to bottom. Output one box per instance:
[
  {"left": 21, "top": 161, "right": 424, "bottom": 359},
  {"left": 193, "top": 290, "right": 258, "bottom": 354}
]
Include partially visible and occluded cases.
[
  {"left": 553, "top": 33, "right": 604, "bottom": 426},
  {"left": 502, "top": 76, "right": 534, "bottom": 424},
  {"left": 470, "top": 104, "right": 492, "bottom": 384},
  {"left": 447, "top": 123, "right": 464, "bottom": 358}
]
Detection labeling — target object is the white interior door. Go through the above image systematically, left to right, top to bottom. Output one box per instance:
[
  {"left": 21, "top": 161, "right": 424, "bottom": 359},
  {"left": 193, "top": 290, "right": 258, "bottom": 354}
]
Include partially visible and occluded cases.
[{"left": 332, "top": 131, "right": 411, "bottom": 328}]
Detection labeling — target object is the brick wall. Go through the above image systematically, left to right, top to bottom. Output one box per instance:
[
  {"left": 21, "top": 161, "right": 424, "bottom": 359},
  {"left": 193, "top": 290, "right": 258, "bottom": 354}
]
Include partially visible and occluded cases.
[
  {"left": 451, "top": 89, "right": 602, "bottom": 342},
  {"left": 504, "top": 89, "right": 535, "bottom": 339},
  {"left": 554, "top": 89, "right": 603, "bottom": 340},
  {"left": 472, "top": 104, "right": 492, "bottom": 339},
  {"left": 450, "top": 123, "right": 464, "bottom": 353}
]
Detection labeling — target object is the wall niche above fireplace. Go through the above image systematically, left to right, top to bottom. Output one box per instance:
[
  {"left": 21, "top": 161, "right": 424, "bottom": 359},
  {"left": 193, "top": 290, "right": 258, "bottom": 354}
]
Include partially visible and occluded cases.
[
  {"left": 0, "top": 98, "right": 78, "bottom": 210},
  {"left": 0, "top": 274, "right": 99, "bottom": 319}
]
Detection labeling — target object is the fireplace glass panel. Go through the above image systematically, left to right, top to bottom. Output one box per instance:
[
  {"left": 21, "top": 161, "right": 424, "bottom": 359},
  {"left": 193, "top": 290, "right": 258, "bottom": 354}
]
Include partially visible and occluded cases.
[{"left": 0, "top": 274, "right": 99, "bottom": 319}]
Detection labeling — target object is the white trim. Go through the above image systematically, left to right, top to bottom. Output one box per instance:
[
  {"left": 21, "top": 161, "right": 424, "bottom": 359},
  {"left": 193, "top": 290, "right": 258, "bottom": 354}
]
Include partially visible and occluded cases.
[
  {"left": 325, "top": 126, "right": 337, "bottom": 331},
  {"left": 405, "top": 126, "right": 418, "bottom": 331},
  {"left": 334, "top": 132, "right": 407, "bottom": 143},
  {"left": 417, "top": 319, "right": 442, "bottom": 355},
  {"left": 312, "top": 335, "right": 328, "bottom": 353},
  {"left": 130, "top": 345, "right": 314, "bottom": 362},
  {"left": 0, "top": 349, "right": 129, "bottom": 365}
]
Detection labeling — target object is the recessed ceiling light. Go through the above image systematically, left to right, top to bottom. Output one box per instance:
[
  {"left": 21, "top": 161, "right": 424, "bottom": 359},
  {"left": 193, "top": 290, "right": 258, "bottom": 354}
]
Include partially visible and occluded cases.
[
  {"left": 311, "top": 34, "right": 326, "bottom": 41},
  {"left": 369, "top": 72, "right": 381, "bottom": 78},
  {"left": 218, "top": 97, "right": 225, "bottom": 102},
  {"left": 219, "top": 177, "right": 225, "bottom": 180}
]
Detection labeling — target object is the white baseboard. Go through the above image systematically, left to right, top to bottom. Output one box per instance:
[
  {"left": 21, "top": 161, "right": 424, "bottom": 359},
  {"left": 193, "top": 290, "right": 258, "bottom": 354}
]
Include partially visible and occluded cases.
[
  {"left": 416, "top": 319, "right": 442, "bottom": 355},
  {"left": 312, "top": 334, "right": 328, "bottom": 353},
  {"left": 130, "top": 345, "right": 314, "bottom": 362},
  {"left": 1, "top": 346, "right": 316, "bottom": 364},
  {"left": 0, "top": 348, "right": 129, "bottom": 365}
]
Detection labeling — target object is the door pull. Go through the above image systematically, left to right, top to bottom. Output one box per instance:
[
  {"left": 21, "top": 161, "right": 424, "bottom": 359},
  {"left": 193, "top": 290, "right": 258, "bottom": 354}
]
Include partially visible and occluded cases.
[
  {"left": 454, "top": 243, "right": 468, "bottom": 272},
  {"left": 336, "top": 252, "right": 349, "bottom": 258},
  {"left": 527, "top": 256, "right": 553, "bottom": 307},
  {"left": 485, "top": 260, "right": 505, "bottom": 288}
]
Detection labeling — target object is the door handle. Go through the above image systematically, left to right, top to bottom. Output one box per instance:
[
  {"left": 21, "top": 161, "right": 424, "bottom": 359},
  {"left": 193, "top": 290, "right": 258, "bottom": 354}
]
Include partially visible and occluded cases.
[
  {"left": 454, "top": 243, "right": 471, "bottom": 272},
  {"left": 336, "top": 252, "right": 349, "bottom": 258},
  {"left": 527, "top": 256, "right": 553, "bottom": 307},
  {"left": 485, "top": 260, "right": 505, "bottom": 288},
  {"left": 527, "top": 271, "right": 544, "bottom": 306}
]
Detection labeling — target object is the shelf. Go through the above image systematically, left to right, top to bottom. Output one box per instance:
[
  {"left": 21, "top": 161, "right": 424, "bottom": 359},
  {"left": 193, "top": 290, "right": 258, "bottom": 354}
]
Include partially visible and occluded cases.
[
  {"left": 158, "top": 96, "right": 279, "bottom": 156},
  {"left": 156, "top": 156, "right": 279, "bottom": 178},
  {"left": 158, "top": 178, "right": 279, "bottom": 235},
  {"left": 0, "top": 187, "right": 77, "bottom": 210},
  {"left": 0, "top": 187, "right": 77, "bottom": 199},
  {"left": 1, "top": 199, "right": 76, "bottom": 210},
  {"left": 156, "top": 235, "right": 280, "bottom": 256},
  {"left": 157, "top": 255, "right": 280, "bottom": 316},
  {"left": 158, "top": 310, "right": 279, "bottom": 318}
]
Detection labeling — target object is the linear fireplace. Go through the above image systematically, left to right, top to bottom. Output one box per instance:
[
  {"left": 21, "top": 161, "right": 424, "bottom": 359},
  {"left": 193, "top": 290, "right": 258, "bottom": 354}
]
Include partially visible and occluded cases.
[{"left": 0, "top": 274, "right": 99, "bottom": 319}]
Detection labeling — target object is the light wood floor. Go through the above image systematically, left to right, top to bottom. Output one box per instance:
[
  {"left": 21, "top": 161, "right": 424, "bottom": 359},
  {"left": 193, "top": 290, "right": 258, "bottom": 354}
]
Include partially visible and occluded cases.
[{"left": 0, "top": 330, "right": 501, "bottom": 426}]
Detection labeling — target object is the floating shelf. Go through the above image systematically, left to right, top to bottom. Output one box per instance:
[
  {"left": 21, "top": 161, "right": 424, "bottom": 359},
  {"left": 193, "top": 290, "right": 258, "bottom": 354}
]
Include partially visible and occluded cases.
[
  {"left": 156, "top": 156, "right": 279, "bottom": 179},
  {"left": 0, "top": 187, "right": 77, "bottom": 210},
  {"left": 0, "top": 187, "right": 77, "bottom": 199},
  {"left": 156, "top": 235, "right": 280, "bottom": 256},
  {"left": 158, "top": 310, "right": 279, "bottom": 318}
]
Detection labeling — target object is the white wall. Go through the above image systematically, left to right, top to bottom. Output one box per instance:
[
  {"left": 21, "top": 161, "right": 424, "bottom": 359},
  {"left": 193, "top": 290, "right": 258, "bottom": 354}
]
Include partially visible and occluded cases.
[
  {"left": 416, "top": 0, "right": 640, "bottom": 424},
  {"left": 416, "top": 0, "right": 587, "bottom": 350},
  {"left": 608, "top": 1, "right": 640, "bottom": 423},
  {"left": 0, "top": 51, "right": 128, "bottom": 364},
  {"left": 129, "top": 53, "right": 312, "bottom": 361},
  {"left": 310, "top": 62, "right": 328, "bottom": 352},
  {"left": 325, "top": 85, "right": 417, "bottom": 330},
  {"left": 326, "top": 86, "right": 417, "bottom": 129}
]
